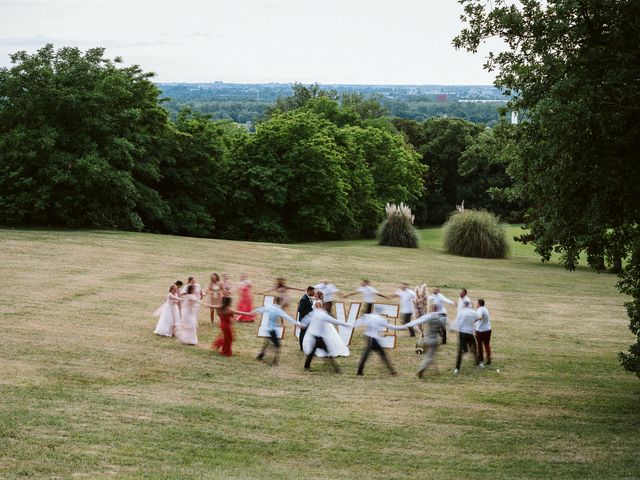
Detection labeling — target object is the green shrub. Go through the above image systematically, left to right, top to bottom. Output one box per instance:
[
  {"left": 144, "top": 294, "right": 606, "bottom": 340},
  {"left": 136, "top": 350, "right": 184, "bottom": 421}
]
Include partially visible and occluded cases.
[
  {"left": 378, "top": 203, "right": 419, "bottom": 248},
  {"left": 443, "top": 209, "right": 509, "bottom": 258}
]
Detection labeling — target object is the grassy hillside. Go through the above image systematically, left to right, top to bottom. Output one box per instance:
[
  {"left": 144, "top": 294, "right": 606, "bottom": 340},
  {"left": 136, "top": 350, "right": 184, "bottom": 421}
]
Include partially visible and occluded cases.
[{"left": 0, "top": 227, "right": 638, "bottom": 479}]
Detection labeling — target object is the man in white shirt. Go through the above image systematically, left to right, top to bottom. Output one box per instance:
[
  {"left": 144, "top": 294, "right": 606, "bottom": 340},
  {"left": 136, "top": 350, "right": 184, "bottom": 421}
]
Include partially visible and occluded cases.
[
  {"left": 314, "top": 280, "right": 339, "bottom": 314},
  {"left": 343, "top": 280, "right": 387, "bottom": 314},
  {"left": 390, "top": 283, "right": 417, "bottom": 337},
  {"left": 429, "top": 287, "right": 455, "bottom": 344},
  {"left": 457, "top": 288, "right": 471, "bottom": 313},
  {"left": 475, "top": 299, "right": 492, "bottom": 365},
  {"left": 453, "top": 300, "right": 481, "bottom": 374},
  {"left": 253, "top": 303, "right": 302, "bottom": 366},
  {"left": 301, "top": 304, "right": 351, "bottom": 373},
  {"left": 353, "top": 313, "right": 405, "bottom": 376}
]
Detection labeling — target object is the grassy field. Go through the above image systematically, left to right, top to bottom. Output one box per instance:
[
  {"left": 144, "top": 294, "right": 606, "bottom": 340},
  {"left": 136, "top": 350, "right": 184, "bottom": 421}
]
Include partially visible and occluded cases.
[{"left": 0, "top": 227, "right": 638, "bottom": 479}]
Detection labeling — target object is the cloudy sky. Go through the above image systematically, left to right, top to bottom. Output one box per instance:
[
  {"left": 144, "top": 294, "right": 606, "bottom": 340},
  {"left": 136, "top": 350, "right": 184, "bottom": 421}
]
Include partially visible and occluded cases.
[{"left": 0, "top": 0, "right": 498, "bottom": 85}]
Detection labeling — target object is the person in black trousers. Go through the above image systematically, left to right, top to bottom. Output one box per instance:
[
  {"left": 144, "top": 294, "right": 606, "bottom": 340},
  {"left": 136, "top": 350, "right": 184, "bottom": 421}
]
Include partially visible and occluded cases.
[{"left": 297, "top": 286, "right": 315, "bottom": 351}]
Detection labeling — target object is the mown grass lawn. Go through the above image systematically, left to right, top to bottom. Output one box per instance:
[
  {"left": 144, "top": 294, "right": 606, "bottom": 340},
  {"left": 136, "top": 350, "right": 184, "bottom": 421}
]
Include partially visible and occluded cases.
[{"left": 0, "top": 227, "right": 638, "bottom": 479}]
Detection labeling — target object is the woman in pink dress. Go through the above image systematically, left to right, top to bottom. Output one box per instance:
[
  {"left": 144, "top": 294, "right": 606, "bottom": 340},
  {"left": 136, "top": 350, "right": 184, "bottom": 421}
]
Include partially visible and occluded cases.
[{"left": 236, "top": 273, "right": 254, "bottom": 322}]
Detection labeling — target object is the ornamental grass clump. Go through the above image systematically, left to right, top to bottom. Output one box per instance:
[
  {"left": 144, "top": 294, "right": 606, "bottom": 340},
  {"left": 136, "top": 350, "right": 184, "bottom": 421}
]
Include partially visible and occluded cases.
[
  {"left": 378, "top": 203, "right": 419, "bottom": 248},
  {"left": 443, "top": 209, "right": 509, "bottom": 259},
  {"left": 412, "top": 283, "right": 431, "bottom": 317}
]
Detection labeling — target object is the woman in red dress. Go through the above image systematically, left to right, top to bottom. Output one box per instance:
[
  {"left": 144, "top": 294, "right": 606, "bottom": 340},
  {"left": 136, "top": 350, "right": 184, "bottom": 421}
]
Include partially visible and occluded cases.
[
  {"left": 236, "top": 273, "right": 254, "bottom": 322},
  {"left": 210, "top": 296, "right": 253, "bottom": 357}
]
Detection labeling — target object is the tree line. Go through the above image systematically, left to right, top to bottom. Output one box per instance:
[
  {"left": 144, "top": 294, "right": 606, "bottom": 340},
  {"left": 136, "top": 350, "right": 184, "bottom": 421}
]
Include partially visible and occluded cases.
[
  {"left": 0, "top": 45, "right": 518, "bottom": 242},
  {"left": 159, "top": 83, "right": 505, "bottom": 126}
]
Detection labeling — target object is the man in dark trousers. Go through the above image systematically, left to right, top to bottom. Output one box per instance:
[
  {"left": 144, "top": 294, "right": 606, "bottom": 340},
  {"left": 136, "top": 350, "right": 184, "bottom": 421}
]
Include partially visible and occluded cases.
[{"left": 297, "top": 286, "right": 315, "bottom": 351}]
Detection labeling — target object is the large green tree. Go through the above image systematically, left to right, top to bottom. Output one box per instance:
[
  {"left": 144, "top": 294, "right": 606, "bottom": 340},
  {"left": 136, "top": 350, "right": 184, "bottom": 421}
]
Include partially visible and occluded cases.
[
  {"left": 455, "top": 0, "right": 640, "bottom": 376},
  {"left": 0, "top": 44, "right": 171, "bottom": 230},
  {"left": 268, "top": 83, "right": 388, "bottom": 124},
  {"left": 222, "top": 107, "right": 423, "bottom": 242},
  {"left": 222, "top": 110, "right": 356, "bottom": 242},
  {"left": 156, "top": 111, "right": 248, "bottom": 237},
  {"left": 393, "top": 117, "right": 486, "bottom": 225},
  {"left": 458, "top": 120, "right": 523, "bottom": 222}
]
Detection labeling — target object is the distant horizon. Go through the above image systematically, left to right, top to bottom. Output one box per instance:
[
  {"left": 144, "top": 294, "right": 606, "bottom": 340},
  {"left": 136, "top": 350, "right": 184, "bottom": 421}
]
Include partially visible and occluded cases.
[{"left": 155, "top": 81, "right": 499, "bottom": 88}]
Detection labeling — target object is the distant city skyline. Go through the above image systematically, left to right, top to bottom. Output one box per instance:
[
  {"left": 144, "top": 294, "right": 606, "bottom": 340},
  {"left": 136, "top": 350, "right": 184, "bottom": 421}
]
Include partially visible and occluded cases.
[{"left": 0, "top": 0, "right": 500, "bottom": 85}]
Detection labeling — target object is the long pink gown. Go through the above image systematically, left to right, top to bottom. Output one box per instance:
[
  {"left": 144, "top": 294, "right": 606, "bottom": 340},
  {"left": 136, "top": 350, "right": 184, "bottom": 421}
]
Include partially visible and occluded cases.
[{"left": 237, "top": 281, "right": 254, "bottom": 322}]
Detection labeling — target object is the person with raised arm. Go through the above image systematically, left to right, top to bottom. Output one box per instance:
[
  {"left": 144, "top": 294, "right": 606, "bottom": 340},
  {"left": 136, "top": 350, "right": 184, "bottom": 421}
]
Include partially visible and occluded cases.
[
  {"left": 181, "top": 276, "right": 203, "bottom": 300},
  {"left": 258, "top": 277, "right": 304, "bottom": 311},
  {"left": 313, "top": 279, "right": 339, "bottom": 314},
  {"left": 343, "top": 279, "right": 387, "bottom": 314},
  {"left": 389, "top": 282, "right": 417, "bottom": 337},
  {"left": 429, "top": 287, "right": 455, "bottom": 344},
  {"left": 457, "top": 288, "right": 471, "bottom": 313},
  {"left": 207, "top": 295, "right": 254, "bottom": 357},
  {"left": 253, "top": 301, "right": 303, "bottom": 366},
  {"left": 301, "top": 301, "right": 351, "bottom": 373},
  {"left": 400, "top": 305, "right": 446, "bottom": 378},
  {"left": 353, "top": 313, "right": 404, "bottom": 376}
]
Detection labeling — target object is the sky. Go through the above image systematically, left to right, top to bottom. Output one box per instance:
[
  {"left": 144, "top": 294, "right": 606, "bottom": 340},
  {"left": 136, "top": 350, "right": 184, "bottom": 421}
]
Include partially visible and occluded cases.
[{"left": 0, "top": 0, "right": 499, "bottom": 85}]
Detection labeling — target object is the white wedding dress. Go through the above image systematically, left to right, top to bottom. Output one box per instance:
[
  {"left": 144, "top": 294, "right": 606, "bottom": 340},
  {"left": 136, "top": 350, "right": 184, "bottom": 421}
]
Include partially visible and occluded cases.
[
  {"left": 153, "top": 293, "right": 180, "bottom": 337},
  {"left": 176, "top": 294, "right": 199, "bottom": 345},
  {"left": 302, "top": 305, "right": 350, "bottom": 358}
]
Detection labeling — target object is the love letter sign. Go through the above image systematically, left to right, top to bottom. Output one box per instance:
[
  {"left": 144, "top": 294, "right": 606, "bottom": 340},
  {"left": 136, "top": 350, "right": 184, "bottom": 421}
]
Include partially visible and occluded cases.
[{"left": 255, "top": 296, "right": 399, "bottom": 348}]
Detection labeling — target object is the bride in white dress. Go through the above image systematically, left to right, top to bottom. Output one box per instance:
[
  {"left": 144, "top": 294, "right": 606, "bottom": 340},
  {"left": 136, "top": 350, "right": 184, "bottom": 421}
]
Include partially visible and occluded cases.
[
  {"left": 176, "top": 284, "right": 200, "bottom": 345},
  {"left": 153, "top": 285, "right": 181, "bottom": 337},
  {"left": 302, "top": 298, "right": 350, "bottom": 358}
]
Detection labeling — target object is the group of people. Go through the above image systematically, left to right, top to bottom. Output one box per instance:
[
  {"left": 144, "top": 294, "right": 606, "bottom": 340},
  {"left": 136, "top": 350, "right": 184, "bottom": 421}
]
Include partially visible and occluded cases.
[
  {"left": 152, "top": 274, "right": 254, "bottom": 356},
  {"left": 152, "top": 275, "right": 493, "bottom": 378}
]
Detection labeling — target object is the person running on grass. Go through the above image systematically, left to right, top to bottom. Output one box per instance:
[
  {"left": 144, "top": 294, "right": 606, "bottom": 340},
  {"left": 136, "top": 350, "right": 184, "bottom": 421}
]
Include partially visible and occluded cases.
[
  {"left": 343, "top": 279, "right": 387, "bottom": 314},
  {"left": 389, "top": 282, "right": 417, "bottom": 337},
  {"left": 296, "top": 286, "right": 315, "bottom": 351},
  {"left": 429, "top": 287, "right": 455, "bottom": 344},
  {"left": 452, "top": 299, "right": 483, "bottom": 374},
  {"left": 253, "top": 300, "right": 303, "bottom": 366},
  {"left": 301, "top": 301, "right": 351, "bottom": 373},
  {"left": 400, "top": 305, "right": 446, "bottom": 378},
  {"left": 353, "top": 313, "right": 404, "bottom": 376}
]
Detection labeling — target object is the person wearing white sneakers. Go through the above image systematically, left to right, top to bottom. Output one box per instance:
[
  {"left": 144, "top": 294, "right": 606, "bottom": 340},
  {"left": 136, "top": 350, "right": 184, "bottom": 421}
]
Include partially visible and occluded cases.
[{"left": 453, "top": 299, "right": 482, "bottom": 374}]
